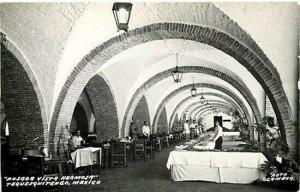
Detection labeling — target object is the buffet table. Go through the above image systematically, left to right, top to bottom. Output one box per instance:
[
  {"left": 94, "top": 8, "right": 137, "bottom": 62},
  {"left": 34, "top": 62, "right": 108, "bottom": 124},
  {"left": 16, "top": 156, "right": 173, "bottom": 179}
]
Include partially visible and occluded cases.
[
  {"left": 71, "top": 147, "right": 102, "bottom": 169},
  {"left": 166, "top": 151, "right": 267, "bottom": 184}
]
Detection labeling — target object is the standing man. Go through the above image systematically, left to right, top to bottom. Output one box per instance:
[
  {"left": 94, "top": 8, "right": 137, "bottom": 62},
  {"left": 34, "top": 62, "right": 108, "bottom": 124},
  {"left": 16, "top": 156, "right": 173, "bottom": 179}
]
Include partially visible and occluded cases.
[
  {"left": 183, "top": 120, "right": 190, "bottom": 141},
  {"left": 189, "top": 120, "right": 197, "bottom": 139},
  {"left": 142, "top": 121, "right": 150, "bottom": 139},
  {"left": 212, "top": 121, "right": 223, "bottom": 150},
  {"left": 69, "top": 129, "right": 85, "bottom": 152}
]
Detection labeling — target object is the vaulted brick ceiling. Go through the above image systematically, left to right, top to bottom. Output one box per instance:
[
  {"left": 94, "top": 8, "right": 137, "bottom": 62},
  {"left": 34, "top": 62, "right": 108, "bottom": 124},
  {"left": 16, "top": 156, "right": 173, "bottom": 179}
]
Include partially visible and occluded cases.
[
  {"left": 1, "top": 2, "right": 298, "bottom": 157},
  {"left": 2, "top": 2, "right": 298, "bottom": 120},
  {"left": 100, "top": 40, "right": 264, "bottom": 126}
]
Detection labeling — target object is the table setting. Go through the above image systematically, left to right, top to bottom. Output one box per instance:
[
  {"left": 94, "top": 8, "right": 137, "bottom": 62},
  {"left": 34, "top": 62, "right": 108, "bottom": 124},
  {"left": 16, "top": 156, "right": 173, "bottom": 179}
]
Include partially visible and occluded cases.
[{"left": 167, "top": 133, "right": 268, "bottom": 184}]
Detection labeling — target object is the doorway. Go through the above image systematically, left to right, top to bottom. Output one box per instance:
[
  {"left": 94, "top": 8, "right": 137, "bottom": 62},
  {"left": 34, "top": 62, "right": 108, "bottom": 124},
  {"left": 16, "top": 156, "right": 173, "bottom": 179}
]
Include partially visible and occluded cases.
[{"left": 214, "top": 116, "right": 223, "bottom": 127}]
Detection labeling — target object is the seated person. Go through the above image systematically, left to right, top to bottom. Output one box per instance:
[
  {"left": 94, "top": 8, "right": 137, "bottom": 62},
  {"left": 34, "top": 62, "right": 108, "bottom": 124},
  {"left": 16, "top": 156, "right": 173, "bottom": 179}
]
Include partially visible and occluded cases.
[{"left": 69, "top": 129, "right": 85, "bottom": 152}]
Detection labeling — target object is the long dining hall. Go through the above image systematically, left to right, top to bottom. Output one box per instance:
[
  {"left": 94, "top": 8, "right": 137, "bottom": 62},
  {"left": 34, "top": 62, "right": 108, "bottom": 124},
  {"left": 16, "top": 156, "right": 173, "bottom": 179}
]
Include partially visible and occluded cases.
[{"left": 1, "top": 2, "right": 299, "bottom": 192}]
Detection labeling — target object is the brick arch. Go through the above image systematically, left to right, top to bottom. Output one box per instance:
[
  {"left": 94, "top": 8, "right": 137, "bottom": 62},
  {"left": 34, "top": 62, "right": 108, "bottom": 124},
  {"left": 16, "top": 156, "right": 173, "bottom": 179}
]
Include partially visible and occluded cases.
[
  {"left": 50, "top": 22, "right": 294, "bottom": 156},
  {"left": 1, "top": 41, "right": 48, "bottom": 152},
  {"left": 84, "top": 74, "right": 119, "bottom": 142},
  {"left": 153, "top": 85, "right": 252, "bottom": 132},
  {"left": 168, "top": 87, "right": 252, "bottom": 130},
  {"left": 181, "top": 93, "right": 245, "bottom": 121},
  {"left": 156, "top": 95, "right": 245, "bottom": 132},
  {"left": 131, "top": 96, "right": 151, "bottom": 135},
  {"left": 177, "top": 96, "right": 245, "bottom": 124},
  {"left": 185, "top": 101, "right": 234, "bottom": 120},
  {"left": 187, "top": 102, "right": 234, "bottom": 120},
  {"left": 194, "top": 105, "right": 233, "bottom": 120},
  {"left": 156, "top": 107, "right": 168, "bottom": 134},
  {"left": 197, "top": 107, "right": 232, "bottom": 119},
  {"left": 198, "top": 110, "right": 214, "bottom": 118},
  {"left": 197, "top": 111, "right": 213, "bottom": 120}
]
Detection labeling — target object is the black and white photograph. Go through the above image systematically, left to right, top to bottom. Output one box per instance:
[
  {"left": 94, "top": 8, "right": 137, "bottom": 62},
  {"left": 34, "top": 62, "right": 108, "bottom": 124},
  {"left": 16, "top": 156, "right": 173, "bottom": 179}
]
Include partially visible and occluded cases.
[{"left": 0, "top": 1, "right": 299, "bottom": 192}]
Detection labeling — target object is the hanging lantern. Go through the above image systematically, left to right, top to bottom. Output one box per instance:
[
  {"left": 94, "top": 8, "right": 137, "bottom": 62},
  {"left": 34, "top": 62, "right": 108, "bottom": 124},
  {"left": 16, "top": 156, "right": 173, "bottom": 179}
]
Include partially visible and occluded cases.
[
  {"left": 112, "top": 2, "right": 133, "bottom": 32},
  {"left": 172, "top": 53, "right": 183, "bottom": 83},
  {"left": 191, "top": 86, "right": 197, "bottom": 97},
  {"left": 200, "top": 94, "right": 206, "bottom": 104}
]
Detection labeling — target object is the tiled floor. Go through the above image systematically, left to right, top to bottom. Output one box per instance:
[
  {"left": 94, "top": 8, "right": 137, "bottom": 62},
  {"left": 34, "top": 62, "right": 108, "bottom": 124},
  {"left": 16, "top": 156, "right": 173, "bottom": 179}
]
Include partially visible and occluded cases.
[{"left": 63, "top": 143, "right": 297, "bottom": 192}]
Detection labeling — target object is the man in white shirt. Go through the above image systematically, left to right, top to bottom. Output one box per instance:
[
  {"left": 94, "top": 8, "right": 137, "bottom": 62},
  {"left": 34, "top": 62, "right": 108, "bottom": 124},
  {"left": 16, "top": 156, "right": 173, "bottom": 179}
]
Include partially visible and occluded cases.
[
  {"left": 183, "top": 120, "right": 190, "bottom": 141},
  {"left": 189, "top": 120, "right": 197, "bottom": 139},
  {"left": 142, "top": 121, "right": 150, "bottom": 138},
  {"left": 212, "top": 121, "right": 223, "bottom": 150},
  {"left": 69, "top": 130, "right": 85, "bottom": 151}
]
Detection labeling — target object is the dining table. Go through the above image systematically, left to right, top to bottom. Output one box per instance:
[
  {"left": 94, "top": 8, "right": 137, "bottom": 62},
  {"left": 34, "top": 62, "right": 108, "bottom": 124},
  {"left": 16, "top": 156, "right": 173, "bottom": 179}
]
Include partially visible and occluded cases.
[
  {"left": 71, "top": 147, "right": 102, "bottom": 169},
  {"left": 166, "top": 150, "right": 267, "bottom": 184}
]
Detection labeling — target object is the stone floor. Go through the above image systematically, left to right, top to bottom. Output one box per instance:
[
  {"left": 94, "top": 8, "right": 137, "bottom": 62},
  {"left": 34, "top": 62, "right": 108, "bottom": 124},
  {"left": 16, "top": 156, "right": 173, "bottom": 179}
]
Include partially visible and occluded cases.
[{"left": 63, "top": 143, "right": 297, "bottom": 192}]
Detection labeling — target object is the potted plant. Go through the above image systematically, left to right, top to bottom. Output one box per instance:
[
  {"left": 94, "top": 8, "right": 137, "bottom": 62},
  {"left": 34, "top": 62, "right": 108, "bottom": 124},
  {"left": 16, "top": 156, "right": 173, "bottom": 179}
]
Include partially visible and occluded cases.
[{"left": 258, "top": 117, "right": 299, "bottom": 190}]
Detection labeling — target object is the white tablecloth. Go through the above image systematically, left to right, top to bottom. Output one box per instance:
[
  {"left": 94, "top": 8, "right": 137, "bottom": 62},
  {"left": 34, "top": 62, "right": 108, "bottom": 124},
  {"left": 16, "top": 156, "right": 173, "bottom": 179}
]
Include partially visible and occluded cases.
[
  {"left": 71, "top": 147, "right": 102, "bottom": 168},
  {"left": 166, "top": 151, "right": 267, "bottom": 183}
]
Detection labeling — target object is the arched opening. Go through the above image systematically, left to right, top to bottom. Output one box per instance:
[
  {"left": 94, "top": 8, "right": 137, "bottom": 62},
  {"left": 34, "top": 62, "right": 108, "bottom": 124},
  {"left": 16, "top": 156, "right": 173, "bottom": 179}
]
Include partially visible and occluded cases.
[
  {"left": 1, "top": 43, "right": 46, "bottom": 154},
  {"left": 85, "top": 74, "right": 119, "bottom": 142},
  {"left": 154, "top": 85, "right": 253, "bottom": 132},
  {"left": 131, "top": 96, "right": 151, "bottom": 137},
  {"left": 70, "top": 103, "right": 89, "bottom": 140}
]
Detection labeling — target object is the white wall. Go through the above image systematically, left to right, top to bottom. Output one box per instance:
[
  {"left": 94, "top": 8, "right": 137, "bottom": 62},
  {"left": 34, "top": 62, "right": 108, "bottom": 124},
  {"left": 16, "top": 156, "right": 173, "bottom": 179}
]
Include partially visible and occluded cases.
[{"left": 215, "top": 2, "right": 299, "bottom": 120}]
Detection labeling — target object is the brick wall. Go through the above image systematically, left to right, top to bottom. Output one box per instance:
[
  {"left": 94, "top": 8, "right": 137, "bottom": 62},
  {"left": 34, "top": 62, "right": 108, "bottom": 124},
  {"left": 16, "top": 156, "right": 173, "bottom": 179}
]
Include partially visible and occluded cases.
[
  {"left": 1, "top": 45, "right": 44, "bottom": 153},
  {"left": 85, "top": 75, "right": 119, "bottom": 141},
  {"left": 131, "top": 96, "right": 151, "bottom": 135},
  {"left": 156, "top": 107, "right": 168, "bottom": 134}
]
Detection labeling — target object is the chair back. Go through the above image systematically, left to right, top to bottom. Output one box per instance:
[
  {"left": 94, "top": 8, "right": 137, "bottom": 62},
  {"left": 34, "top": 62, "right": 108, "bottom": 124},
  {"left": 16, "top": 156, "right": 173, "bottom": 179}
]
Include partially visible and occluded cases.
[
  {"left": 68, "top": 138, "right": 75, "bottom": 152},
  {"left": 134, "top": 140, "right": 145, "bottom": 150},
  {"left": 111, "top": 142, "right": 126, "bottom": 155},
  {"left": 111, "top": 142, "right": 127, "bottom": 167},
  {"left": 26, "top": 155, "right": 44, "bottom": 176}
]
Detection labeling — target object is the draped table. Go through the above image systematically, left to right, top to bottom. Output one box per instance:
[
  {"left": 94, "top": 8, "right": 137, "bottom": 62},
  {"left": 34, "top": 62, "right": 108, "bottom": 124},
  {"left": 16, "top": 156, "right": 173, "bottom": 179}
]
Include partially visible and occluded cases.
[
  {"left": 71, "top": 147, "right": 102, "bottom": 169},
  {"left": 166, "top": 151, "right": 267, "bottom": 184}
]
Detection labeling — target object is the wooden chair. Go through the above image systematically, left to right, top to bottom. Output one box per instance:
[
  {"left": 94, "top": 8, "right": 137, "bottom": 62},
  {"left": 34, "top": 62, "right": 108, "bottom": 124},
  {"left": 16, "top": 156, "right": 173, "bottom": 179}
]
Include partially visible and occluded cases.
[
  {"left": 162, "top": 136, "right": 170, "bottom": 148},
  {"left": 154, "top": 137, "right": 162, "bottom": 152},
  {"left": 144, "top": 139, "right": 155, "bottom": 159},
  {"left": 133, "top": 140, "right": 146, "bottom": 161},
  {"left": 63, "top": 142, "right": 75, "bottom": 175},
  {"left": 100, "top": 142, "right": 111, "bottom": 168},
  {"left": 111, "top": 142, "right": 127, "bottom": 168},
  {"left": 125, "top": 143, "right": 133, "bottom": 160},
  {"left": 91, "top": 149, "right": 101, "bottom": 174},
  {"left": 25, "top": 154, "right": 61, "bottom": 192}
]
